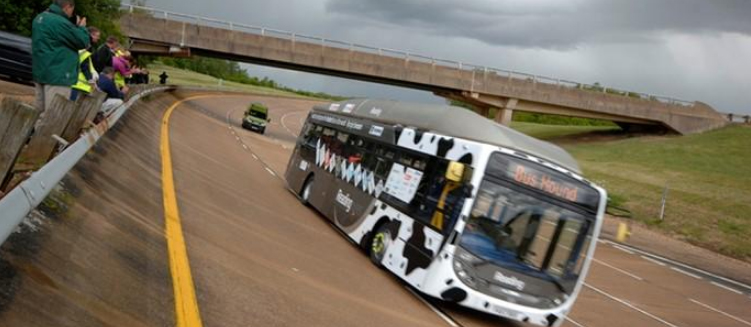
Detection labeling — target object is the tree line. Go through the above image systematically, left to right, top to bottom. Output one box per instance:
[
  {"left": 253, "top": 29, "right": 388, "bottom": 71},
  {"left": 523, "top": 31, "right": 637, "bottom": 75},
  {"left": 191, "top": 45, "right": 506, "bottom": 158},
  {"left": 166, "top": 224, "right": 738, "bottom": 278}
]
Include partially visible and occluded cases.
[
  {"left": 0, "top": 0, "right": 122, "bottom": 39},
  {"left": 160, "top": 57, "right": 347, "bottom": 101},
  {"left": 448, "top": 100, "right": 616, "bottom": 126}
]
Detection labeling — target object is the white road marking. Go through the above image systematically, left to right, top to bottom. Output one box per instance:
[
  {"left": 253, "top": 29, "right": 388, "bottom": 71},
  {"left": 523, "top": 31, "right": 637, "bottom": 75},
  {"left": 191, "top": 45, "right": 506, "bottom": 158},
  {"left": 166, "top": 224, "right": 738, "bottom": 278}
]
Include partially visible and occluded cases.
[
  {"left": 281, "top": 111, "right": 304, "bottom": 137},
  {"left": 242, "top": 144, "right": 248, "bottom": 150},
  {"left": 252, "top": 154, "right": 258, "bottom": 160},
  {"left": 265, "top": 167, "right": 276, "bottom": 176},
  {"left": 603, "top": 240, "right": 751, "bottom": 293},
  {"left": 611, "top": 244, "right": 636, "bottom": 255},
  {"left": 641, "top": 255, "right": 666, "bottom": 267},
  {"left": 593, "top": 258, "right": 644, "bottom": 281},
  {"left": 670, "top": 267, "right": 702, "bottom": 280},
  {"left": 711, "top": 281, "right": 744, "bottom": 295},
  {"left": 585, "top": 283, "right": 679, "bottom": 327},
  {"left": 404, "top": 287, "right": 461, "bottom": 327},
  {"left": 689, "top": 298, "right": 751, "bottom": 326},
  {"left": 566, "top": 317, "right": 587, "bottom": 327}
]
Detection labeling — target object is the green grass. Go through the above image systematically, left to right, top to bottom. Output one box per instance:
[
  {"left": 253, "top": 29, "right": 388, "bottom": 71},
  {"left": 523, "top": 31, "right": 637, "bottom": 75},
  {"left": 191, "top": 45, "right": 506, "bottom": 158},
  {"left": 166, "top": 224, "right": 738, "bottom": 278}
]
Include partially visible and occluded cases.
[
  {"left": 148, "top": 63, "right": 316, "bottom": 99},
  {"left": 510, "top": 122, "right": 619, "bottom": 140},
  {"left": 553, "top": 125, "right": 751, "bottom": 260}
]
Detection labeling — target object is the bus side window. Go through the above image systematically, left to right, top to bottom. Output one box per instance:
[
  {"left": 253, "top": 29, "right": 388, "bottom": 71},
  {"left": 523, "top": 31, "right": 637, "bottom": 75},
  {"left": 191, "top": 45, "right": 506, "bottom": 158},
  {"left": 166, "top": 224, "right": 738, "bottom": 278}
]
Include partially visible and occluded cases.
[
  {"left": 302, "top": 124, "right": 320, "bottom": 148},
  {"left": 321, "top": 127, "right": 337, "bottom": 150},
  {"left": 344, "top": 135, "right": 366, "bottom": 165},
  {"left": 360, "top": 140, "right": 378, "bottom": 172},
  {"left": 373, "top": 145, "right": 396, "bottom": 180},
  {"left": 374, "top": 157, "right": 391, "bottom": 180},
  {"left": 409, "top": 159, "right": 443, "bottom": 224}
]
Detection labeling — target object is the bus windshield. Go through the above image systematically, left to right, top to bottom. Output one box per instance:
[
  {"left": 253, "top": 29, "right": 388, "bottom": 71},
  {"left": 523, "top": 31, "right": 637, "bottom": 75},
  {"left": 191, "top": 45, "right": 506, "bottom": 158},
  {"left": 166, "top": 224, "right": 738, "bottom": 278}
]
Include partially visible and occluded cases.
[
  {"left": 249, "top": 110, "right": 267, "bottom": 120},
  {"left": 459, "top": 178, "right": 593, "bottom": 292}
]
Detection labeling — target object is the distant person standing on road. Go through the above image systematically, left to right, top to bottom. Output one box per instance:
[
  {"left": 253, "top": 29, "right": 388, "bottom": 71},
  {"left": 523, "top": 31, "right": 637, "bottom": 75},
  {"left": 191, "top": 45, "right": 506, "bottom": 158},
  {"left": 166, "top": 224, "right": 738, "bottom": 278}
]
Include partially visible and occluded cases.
[
  {"left": 32, "top": 0, "right": 90, "bottom": 112},
  {"left": 159, "top": 71, "right": 169, "bottom": 85}
]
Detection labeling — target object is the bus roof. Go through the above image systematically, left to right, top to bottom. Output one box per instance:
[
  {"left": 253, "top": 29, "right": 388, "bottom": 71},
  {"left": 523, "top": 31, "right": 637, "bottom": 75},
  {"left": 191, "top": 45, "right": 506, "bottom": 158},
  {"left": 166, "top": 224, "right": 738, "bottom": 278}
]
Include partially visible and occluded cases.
[{"left": 313, "top": 99, "right": 581, "bottom": 173}]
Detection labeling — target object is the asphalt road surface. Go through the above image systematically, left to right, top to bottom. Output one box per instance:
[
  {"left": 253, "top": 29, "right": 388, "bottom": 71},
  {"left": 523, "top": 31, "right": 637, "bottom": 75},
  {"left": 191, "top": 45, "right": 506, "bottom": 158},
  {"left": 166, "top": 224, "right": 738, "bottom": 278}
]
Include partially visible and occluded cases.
[{"left": 0, "top": 91, "right": 749, "bottom": 327}]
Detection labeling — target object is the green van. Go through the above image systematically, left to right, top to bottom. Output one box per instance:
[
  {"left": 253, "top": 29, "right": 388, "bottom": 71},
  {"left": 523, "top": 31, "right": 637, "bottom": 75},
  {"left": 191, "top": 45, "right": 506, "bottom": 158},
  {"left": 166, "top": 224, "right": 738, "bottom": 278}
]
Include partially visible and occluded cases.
[{"left": 241, "top": 102, "right": 271, "bottom": 134}]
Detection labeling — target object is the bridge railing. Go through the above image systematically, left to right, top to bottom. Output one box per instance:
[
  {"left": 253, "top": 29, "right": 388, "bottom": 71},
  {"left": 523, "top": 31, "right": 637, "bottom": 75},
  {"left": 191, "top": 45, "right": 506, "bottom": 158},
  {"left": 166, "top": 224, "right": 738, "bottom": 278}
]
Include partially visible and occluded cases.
[{"left": 123, "top": 4, "right": 696, "bottom": 108}]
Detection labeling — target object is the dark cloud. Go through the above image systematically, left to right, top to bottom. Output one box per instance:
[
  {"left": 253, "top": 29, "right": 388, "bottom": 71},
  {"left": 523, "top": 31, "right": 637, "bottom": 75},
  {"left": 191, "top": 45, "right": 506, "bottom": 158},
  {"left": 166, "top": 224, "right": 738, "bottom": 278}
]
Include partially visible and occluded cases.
[
  {"left": 142, "top": 0, "right": 751, "bottom": 113},
  {"left": 325, "top": 0, "right": 751, "bottom": 49}
]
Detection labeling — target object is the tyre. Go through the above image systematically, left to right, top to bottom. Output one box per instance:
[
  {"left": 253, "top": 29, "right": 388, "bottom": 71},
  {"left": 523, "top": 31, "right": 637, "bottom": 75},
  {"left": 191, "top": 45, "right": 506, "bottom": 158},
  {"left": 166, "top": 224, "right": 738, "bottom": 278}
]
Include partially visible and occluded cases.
[
  {"left": 260, "top": 127, "right": 266, "bottom": 134},
  {"left": 300, "top": 176, "right": 313, "bottom": 205},
  {"left": 369, "top": 223, "right": 394, "bottom": 267}
]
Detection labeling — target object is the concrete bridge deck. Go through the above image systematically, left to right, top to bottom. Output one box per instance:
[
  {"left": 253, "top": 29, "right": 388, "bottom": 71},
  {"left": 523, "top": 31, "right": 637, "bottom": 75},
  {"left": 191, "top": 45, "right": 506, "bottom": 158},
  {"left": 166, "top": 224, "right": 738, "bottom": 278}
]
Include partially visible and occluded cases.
[
  {"left": 119, "top": 7, "right": 728, "bottom": 134},
  {"left": 0, "top": 90, "right": 750, "bottom": 327}
]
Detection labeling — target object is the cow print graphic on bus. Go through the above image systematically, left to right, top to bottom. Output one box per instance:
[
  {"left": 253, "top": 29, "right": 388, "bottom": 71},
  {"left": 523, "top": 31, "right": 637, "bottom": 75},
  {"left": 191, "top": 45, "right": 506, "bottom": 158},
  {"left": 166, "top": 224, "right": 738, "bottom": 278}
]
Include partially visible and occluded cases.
[
  {"left": 396, "top": 128, "right": 483, "bottom": 166},
  {"left": 316, "top": 139, "right": 385, "bottom": 197},
  {"left": 403, "top": 225, "right": 434, "bottom": 275}
]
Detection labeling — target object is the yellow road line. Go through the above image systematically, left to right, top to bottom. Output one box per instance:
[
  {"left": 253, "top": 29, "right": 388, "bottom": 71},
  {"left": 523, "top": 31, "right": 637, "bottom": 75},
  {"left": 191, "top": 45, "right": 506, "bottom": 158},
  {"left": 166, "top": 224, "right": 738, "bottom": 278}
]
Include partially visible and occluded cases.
[{"left": 160, "top": 95, "right": 222, "bottom": 327}]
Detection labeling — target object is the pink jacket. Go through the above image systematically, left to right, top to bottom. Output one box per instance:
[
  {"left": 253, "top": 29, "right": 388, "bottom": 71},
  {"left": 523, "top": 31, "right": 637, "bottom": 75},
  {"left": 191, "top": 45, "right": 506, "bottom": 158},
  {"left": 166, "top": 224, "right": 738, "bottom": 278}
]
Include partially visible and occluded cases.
[{"left": 112, "top": 56, "right": 131, "bottom": 77}]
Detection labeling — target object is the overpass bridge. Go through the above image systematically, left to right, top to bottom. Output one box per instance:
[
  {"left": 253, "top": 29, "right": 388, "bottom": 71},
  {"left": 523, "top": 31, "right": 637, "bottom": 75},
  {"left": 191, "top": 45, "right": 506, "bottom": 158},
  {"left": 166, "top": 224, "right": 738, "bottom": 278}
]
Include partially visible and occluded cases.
[{"left": 119, "top": 5, "right": 727, "bottom": 134}]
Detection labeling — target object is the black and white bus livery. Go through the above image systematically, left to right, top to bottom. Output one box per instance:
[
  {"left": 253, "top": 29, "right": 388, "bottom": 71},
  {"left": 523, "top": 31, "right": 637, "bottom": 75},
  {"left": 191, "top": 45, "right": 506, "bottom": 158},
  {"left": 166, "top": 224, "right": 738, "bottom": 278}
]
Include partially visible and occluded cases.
[{"left": 284, "top": 99, "right": 606, "bottom": 327}]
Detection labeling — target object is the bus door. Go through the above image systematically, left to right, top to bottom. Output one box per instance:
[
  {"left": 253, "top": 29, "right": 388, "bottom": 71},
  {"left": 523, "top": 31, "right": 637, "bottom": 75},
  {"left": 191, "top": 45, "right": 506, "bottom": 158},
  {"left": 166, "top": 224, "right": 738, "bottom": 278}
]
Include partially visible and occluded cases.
[
  {"left": 287, "top": 122, "right": 319, "bottom": 193},
  {"left": 383, "top": 155, "right": 454, "bottom": 280}
]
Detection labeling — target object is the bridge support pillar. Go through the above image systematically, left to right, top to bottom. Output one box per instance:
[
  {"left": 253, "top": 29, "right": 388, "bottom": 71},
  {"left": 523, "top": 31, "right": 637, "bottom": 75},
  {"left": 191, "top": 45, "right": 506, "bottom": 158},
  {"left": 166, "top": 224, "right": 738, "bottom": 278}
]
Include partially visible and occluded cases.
[
  {"left": 434, "top": 91, "right": 520, "bottom": 126},
  {"left": 494, "top": 98, "right": 517, "bottom": 126}
]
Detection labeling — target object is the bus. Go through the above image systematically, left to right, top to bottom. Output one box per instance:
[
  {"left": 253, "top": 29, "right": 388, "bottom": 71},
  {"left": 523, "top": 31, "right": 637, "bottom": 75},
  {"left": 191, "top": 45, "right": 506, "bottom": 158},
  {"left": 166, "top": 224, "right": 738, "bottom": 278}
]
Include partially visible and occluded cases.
[{"left": 284, "top": 99, "right": 606, "bottom": 327}]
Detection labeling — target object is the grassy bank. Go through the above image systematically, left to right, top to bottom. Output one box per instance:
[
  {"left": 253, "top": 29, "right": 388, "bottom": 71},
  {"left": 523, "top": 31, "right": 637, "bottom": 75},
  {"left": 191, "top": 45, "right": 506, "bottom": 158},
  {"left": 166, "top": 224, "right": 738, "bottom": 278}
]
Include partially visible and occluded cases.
[
  {"left": 511, "top": 122, "right": 619, "bottom": 139},
  {"left": 555, "top": 125, "right": 751, "bottom": 260}
]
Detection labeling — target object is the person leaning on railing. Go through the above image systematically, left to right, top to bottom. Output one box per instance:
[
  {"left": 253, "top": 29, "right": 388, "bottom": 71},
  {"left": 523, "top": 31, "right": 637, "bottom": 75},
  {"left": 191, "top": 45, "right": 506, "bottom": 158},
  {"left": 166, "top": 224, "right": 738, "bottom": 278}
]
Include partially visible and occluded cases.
[
  {"left": 31, "top": 0, "right": 89, "bottom": 113},
  {"left": 96, "top": 67, "right": 129, "bottom": 117}
]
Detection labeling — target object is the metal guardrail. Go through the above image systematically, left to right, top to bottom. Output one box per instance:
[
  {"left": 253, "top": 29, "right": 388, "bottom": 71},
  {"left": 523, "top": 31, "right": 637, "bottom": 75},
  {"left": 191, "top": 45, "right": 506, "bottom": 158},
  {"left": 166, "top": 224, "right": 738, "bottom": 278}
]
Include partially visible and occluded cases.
[
  {"left": 123, "top": 3, "right": 697, "bottom": 107},
  {"left": 0, "top": 86, "right": 173, "bottom": 246}
]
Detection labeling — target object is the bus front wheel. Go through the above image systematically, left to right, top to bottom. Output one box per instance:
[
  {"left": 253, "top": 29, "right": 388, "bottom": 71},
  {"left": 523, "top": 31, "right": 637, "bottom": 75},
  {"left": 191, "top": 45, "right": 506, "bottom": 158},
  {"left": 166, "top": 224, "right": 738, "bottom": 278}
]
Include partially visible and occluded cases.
[
  {"left": 300, "top": 176, "right": 314, "bottom": 205},
  {"left": 369, "top": 223, "right": 393, "bottom": 267}
]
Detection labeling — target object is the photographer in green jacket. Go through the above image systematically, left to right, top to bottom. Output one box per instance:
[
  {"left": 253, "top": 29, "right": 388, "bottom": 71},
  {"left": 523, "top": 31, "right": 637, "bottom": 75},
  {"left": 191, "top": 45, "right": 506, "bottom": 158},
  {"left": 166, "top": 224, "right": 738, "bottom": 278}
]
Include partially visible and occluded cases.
[{"left": 32, "top": 0, "right": 90, "bottom": 113}]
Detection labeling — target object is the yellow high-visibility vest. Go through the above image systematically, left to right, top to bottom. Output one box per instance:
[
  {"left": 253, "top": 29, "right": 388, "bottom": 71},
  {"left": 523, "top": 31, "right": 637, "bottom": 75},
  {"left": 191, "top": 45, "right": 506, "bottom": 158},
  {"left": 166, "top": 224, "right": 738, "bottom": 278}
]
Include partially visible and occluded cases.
[
  {"left": 72, "top": 50, "right": 95, "bottom": 93},
  {"left": 114, "top": 50, "right": 126, "bottom": 88},
  {"left": 114, "top": 71, "right": 125, "bottom": 88}
]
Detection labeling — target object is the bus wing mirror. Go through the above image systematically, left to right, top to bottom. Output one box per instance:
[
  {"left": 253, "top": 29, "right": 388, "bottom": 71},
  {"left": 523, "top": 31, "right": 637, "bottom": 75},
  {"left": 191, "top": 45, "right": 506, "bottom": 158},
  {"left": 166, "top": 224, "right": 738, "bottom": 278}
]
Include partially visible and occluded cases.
[{"left": 446, "top": 161, "right": 464, "bottom": 182}]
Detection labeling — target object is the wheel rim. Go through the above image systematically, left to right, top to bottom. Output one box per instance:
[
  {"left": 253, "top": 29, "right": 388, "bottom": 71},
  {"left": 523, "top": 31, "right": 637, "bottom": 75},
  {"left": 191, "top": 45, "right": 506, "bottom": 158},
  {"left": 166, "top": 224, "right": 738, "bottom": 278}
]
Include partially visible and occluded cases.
[
  {"left": 302, "top": 181, "right": 312, "bottom": 201},
  {"left": 371, "top": 230, "right": 391, "bottom": 262}
]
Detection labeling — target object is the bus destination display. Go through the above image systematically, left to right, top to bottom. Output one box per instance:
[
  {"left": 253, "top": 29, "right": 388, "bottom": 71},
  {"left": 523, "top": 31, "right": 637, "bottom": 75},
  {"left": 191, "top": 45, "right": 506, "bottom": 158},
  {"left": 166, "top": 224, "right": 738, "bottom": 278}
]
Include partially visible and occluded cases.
[{"left": 511, "top": 163, "right": 579, "bottom": 202}]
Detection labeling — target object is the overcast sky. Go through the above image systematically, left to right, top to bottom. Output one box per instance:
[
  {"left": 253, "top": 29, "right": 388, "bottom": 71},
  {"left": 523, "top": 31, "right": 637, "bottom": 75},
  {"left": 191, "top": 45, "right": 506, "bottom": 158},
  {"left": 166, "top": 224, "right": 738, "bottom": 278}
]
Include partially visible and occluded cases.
[{"left": 137, "top": 0, "right": 751, "bottom": 114}]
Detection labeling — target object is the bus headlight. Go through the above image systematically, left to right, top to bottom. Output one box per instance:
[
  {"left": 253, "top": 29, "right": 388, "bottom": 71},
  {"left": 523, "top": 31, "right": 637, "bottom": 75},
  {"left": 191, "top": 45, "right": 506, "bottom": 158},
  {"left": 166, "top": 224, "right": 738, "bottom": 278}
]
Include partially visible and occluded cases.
[
  {"left": 456, "top": 250, "right": 482, "bottom": 264},
  {"left": 454, "top": 261, "right": 477, "bottom": 287}
]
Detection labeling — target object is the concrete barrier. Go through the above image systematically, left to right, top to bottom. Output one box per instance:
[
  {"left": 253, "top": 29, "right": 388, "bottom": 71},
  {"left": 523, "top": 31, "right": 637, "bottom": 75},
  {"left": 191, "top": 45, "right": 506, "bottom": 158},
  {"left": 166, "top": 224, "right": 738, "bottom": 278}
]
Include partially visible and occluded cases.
[{"left": 0, "top": 86, "right": 173, "bottom": 246}]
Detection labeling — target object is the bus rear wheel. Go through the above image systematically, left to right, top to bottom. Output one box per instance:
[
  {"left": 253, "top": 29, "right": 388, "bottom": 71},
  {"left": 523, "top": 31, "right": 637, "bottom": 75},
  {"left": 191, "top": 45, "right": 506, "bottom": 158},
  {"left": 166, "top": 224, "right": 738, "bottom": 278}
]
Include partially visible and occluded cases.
[{"left": 369, "top": 223, "right": 393, "bottom": 267}]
